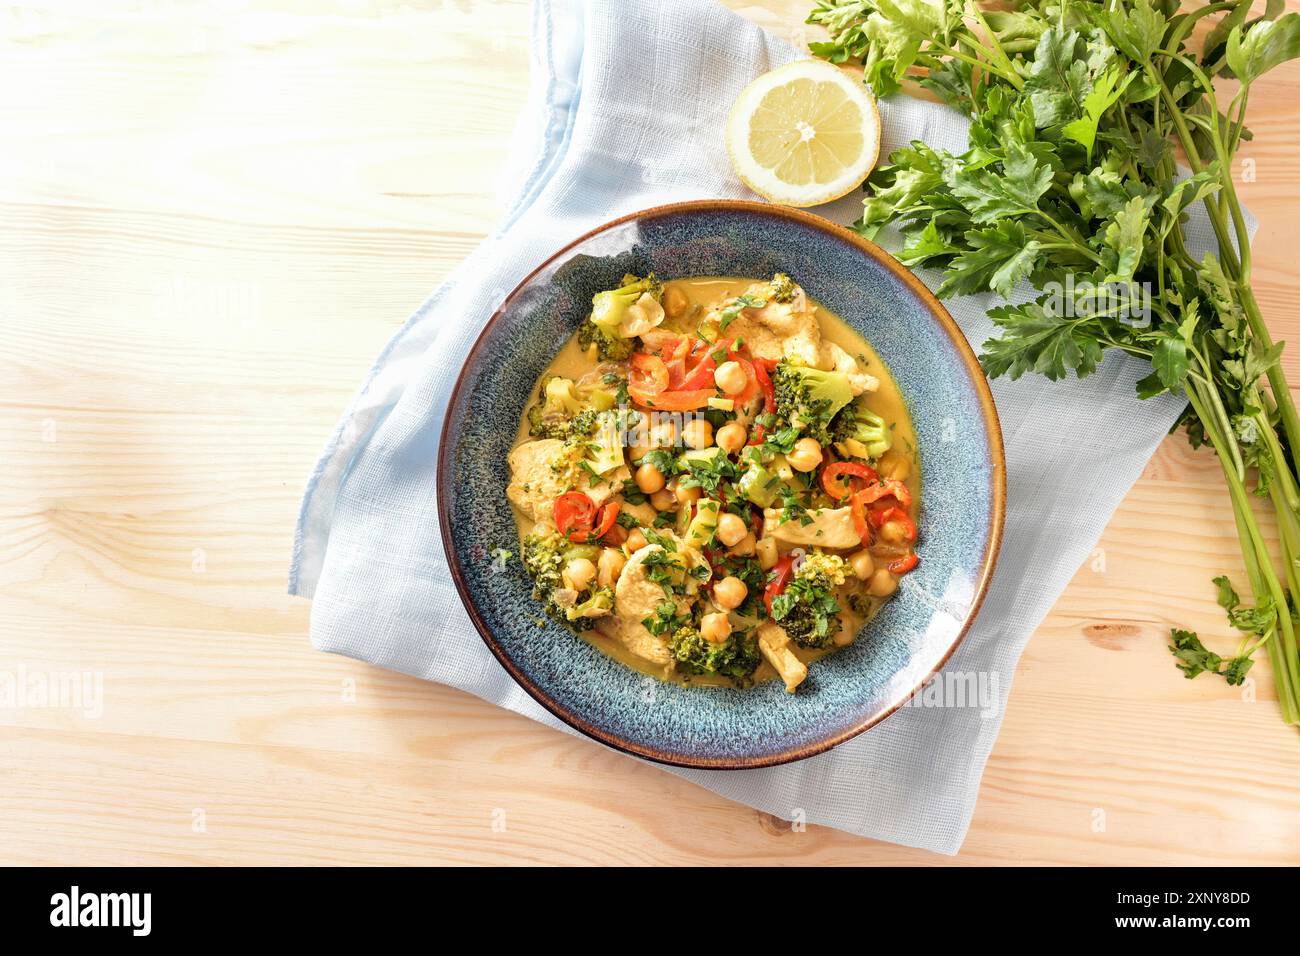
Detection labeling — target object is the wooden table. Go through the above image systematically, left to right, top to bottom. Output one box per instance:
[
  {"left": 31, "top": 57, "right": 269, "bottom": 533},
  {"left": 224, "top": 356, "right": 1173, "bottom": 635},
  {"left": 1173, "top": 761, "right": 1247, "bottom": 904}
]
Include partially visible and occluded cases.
[{"left": 3, "top": 0, "right": 1298, "bottom": 866}]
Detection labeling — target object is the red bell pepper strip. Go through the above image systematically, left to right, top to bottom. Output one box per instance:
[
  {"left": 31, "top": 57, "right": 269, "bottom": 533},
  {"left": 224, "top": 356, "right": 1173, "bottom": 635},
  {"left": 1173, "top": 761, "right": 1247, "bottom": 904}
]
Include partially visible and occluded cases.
[
  {"left": 639, "top": 329, "right": 682, "bottom": 354},
  {"left": 674, "top": 336, "right": 753, "bottom": 392},
  {"left": 664, "top": 337, "right": 695, "bottom": 388},
  {"left": 677, "top": 338, "right": 729, "bottom": 390},
  {"left": 628, "top": 346, "right": 712, "bottom": 408},
  {"left": 629, "top": 352, "right": 669, "bottom": 395},
  {"left": 728, "top": 356, "right": 759, "bottom": 406},
  {"left": 753, "top": 357, "right": 776, "bottom": 412},
  {"left": 747, "top": 358, "right": 779, "bottom": 446},
  {"left": 629, "top": 385, "right": 716, "bottom": 411},
  {"left": 820, "top": 461, "right": 881, "bottom": 500},
  {"left": 853, "top": 478, "right": 912, "bottom": 510},
  {"left": 850, "top": 489, "right": 873, "bottom": 546},
  {"left": 554, "top": 491, "right": 597, "bottom": 541},
  {"left": 567, "top": 501, "right": 620, "bottom": 544},
  {"left": 872, "top": 505, "right": 917, "bottom": 543},
  {"left": 888, "top": 553, "right": 920, "bottom": 575},
  {"left": 763, "top": 554, "right": 795, "bottom": 617}
]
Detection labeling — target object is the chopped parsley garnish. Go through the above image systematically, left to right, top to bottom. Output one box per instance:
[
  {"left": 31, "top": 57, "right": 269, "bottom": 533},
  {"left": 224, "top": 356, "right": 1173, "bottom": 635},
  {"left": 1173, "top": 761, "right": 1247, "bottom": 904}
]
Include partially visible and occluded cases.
[{"left": 718, "top": 294, "right": 766, "bottom": 333}]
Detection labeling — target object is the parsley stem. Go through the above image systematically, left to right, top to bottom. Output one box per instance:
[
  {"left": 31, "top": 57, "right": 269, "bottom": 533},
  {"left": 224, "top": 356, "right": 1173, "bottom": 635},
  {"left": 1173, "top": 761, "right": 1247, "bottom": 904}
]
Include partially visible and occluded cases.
[
  {"left": 1164, "top": 2, "right": 1237, "bottom": 50},
  {"left": 965, "top": 5, "right": 1019, "bottom": 86},
  {"left": 928, "top": 39, "right": 1022, "bottom": 88},
  {"left": 1164, "top": 49, "right": 1254, "bottom": 278},
  {"left": 1148, "top": 59, "right": 1300, "bottom": 465},
  {"left": 1147, "top": 64, "right": 1243, "bottom": 272},
  {"left": 1226, "top": 86, "right": 1250, "bottom": 157},
  {"left": 1032, "top": 214, "right": 1102, "bottom": 264},
  {"left": 1239, "top": 283, "right": 1300, "bottom": 466},
  {"left": 1192, "top": 350, "right": 1245, "bottom": 479},
  {"left": 1187, "top": 381, "right": 1300, "bottom": 723},
  {"left": 1256, "top": 408, "right": 1300, "bottom": 515}
]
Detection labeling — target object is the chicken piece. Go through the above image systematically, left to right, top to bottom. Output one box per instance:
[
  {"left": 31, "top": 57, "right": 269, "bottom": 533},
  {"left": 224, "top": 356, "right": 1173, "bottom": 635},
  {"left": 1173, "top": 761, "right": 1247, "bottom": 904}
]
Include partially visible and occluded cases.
[
  {"left": 752, "top": 278, "right": 811, "bottom": 314},
  {"left": 708, "top": 281, "right": 823, "bottom": 367},
  {"left": 744, "top": 288, "right": 823, "bottom": 368},
  {"left": 720, "top": 315, "right": 783, "bottom": 362},
  {"left": 822, "top": 341, "right": 880, "bottom": 395},
  {"left": 506, "top": 439, "right": 625, "bottom": 524},
  {"left": 619, "top": 499, "right": 658, "bottom": 529},
  {"left": 762, "top": 506, "right": 861, "bottom": 549},
  {"left": 598, "top": 544, "right": 688, "bottom": 672},
  {"left": 758, "top": 622, "right": 808, "bottom": 694}
]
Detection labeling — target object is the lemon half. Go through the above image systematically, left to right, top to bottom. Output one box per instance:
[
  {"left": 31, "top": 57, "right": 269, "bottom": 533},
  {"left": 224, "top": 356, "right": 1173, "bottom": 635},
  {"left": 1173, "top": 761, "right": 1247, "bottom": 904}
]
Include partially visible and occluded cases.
[{"left": 726, "top": 60, "right": 881, "bottom": 208}]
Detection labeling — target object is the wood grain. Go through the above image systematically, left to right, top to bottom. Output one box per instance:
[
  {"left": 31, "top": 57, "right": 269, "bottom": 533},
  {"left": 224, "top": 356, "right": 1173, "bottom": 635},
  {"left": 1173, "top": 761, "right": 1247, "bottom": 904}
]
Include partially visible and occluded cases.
[{"left": 1, "top": 0, "right": 1298, "bottom": 865}]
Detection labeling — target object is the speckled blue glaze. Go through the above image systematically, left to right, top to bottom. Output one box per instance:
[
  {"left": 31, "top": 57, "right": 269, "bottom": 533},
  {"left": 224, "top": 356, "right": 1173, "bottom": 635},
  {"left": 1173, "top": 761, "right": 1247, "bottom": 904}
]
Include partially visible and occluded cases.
[{"left": 439, "top": 202, "right": 1004, "bottom": 768}]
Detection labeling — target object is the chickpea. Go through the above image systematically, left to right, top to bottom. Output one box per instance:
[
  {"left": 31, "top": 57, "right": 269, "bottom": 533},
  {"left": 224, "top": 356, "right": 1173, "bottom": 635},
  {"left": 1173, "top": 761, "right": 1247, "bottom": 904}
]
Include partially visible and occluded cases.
[
  {"left": 663, "top": 285, "right": 688, "bottom": 318},
  {"left": 714, "top": 361, "right": 748, "bottom": 396},
  {"left": 682, "top": 417, "right": 714, "bottom": 450},
  {"left": 650, "top": 419, "right": 677, "bottom": 449},
  {"left": 715, "top": 421, "right": 748, "bottom": 454},
  {"left": 786, "top": 437, "right": 824, "bottom": 472},
  {"left": 629, "top": 442, "right": 653, "bottom": 463},
  {"left": 881, "top": 452, "right": 912, "bottom": 482},
  {"left": 635, "top": 462, "right": 665, "bottom": 495},
  {"left": 671, "top": 477, "right": 701, "bottom": 506},
  {"left": 650, "top": 489, "right": 675, "bottom": 511},
  {"left": 715, "top": 512, "right": 748, "bottom": 548},
  {"left": 880, "top": 520, "right": 910, "bottom": 545},
  {"left": 625, "top": 529, "right": 648, "bottom": 554},
  {"left": 729, "top": 532, "right": 756, "bottom": 557},
  {"left": 756, "top": 536, "right": 779, "bottom": 570},
  {"left": 597, "top": 549, "right": 626, "bottom": 588},
  {"left": 850, "top": 549, "right": 875, "bottom": 580},
  {"left": 564, "top": 557, "right": 596, "bottom": 591},
  {"left": 867, "top": 568, "right": 898, "bottom": 597},
  {"left": 713, "top": 576, "right": 748, "bottom": 610},
  {"left": 701, "top": 611, "right": 732, "bottom": 643}
]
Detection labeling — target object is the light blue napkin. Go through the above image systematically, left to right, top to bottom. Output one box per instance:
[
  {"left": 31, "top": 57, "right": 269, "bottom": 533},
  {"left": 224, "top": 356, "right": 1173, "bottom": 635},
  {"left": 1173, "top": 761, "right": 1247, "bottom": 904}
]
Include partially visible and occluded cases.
[{"left": 291, "top": 0, "right": 1213, "bottom": 854}]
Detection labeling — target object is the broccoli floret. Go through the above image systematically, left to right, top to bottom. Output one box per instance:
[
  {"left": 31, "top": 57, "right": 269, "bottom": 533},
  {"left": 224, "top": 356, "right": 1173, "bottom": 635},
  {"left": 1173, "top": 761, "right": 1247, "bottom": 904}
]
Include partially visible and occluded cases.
[
  {"left": 769, "top": 272, "right": 796, "bottom": 303},
  {"left": 578, "top": 273, "right": 661, "bottom": 360},
  {"left": 589, "top": 273, "right": 662, "bottom": 335},
  {"left": 577, "top": 319, "right": 636, "bottom": 362},
  {"left": 771, "top": 361, "right": 855, "bottom": 445},
  {"left": 527, "top": 375, "right": 584, "bottom": 439},
  {"left": 544, "top": 375, "right": 582, "bottom": 413},
  {"left": 830, "top": 400, "right": 892, "bottom": 460},
  {"left": 527, "top": 407, "right": 569, "bottom": 440},
  {"left": 526, "top": 408, "right": 568, "bottom": 439},
  {"left": 566, "top": 408, "right": 599, "bottom": 442},
  {"left": 522, "top": 528, "right": 566, "bottom": 596},
  {"left": 521, "top": 530, "right": 610, "bottom": 632},
  {"left": 770, "top": 552, "right": 848, "bottom": 649},
  {"left": 567, "top": 585, "right": 614, "bottom": 622},
  {"left": 668, "top": 625, "right": 761, "bottom": 685}
]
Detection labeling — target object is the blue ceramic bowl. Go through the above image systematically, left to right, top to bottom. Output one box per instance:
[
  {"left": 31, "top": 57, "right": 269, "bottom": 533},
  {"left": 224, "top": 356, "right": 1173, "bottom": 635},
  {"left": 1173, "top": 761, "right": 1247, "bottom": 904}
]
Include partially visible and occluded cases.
[{"left": 438, "top": 201, "right": 1005, "bottom": 769}]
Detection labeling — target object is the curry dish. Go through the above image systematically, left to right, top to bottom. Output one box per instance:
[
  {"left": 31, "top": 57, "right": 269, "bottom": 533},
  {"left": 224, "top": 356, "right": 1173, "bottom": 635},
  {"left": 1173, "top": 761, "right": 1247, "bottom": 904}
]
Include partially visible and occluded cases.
[{"left": 507, "top": 273, "right": 919, "bottom": 693}]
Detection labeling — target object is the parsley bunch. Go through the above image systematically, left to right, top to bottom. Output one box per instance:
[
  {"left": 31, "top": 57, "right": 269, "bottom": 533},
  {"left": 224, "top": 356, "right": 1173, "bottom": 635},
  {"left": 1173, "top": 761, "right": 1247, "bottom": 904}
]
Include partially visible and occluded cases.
[{"left": 808, "top": 0, "right": 1300, "bottom": 725}]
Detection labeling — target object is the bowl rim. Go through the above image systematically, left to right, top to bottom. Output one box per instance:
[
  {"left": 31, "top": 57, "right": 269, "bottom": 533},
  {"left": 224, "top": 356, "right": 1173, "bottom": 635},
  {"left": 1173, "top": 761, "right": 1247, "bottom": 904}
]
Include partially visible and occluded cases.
[{"left": 437, "top": 199, "right": 1007, "bottom": 770}]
